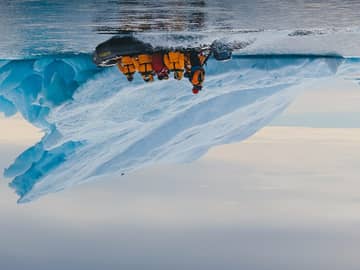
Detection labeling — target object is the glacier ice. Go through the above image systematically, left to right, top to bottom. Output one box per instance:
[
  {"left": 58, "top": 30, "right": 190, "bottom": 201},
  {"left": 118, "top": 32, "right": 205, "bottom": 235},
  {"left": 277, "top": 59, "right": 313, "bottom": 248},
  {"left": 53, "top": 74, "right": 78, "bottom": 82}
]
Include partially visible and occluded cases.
[{"left": 1, "top": 53, "right": 358, "bottom": 203}]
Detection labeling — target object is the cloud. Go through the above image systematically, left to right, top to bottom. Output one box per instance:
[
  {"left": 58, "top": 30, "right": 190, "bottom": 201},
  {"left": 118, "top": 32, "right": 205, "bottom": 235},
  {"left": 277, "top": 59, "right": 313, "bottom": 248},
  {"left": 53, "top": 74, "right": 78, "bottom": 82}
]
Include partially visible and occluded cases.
[
  {"left": 0, "top": 114, "right": 42, "bottom": 145},
  {"left": 1, "top": 126, "right": 360, "bottom": 269}
]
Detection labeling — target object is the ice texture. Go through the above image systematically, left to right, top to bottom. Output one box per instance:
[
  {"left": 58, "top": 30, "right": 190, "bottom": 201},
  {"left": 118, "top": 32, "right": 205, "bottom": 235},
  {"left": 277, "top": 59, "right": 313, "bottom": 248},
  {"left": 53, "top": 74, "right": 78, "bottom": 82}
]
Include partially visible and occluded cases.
[{"left": 1, "top": 54, "right": 358, "bottom": 203}]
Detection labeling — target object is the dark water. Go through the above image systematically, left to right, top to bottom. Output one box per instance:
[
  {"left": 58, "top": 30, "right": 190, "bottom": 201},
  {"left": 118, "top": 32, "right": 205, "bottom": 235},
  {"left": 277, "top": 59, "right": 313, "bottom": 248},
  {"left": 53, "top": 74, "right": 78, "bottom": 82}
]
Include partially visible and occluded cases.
[
  {"left": 1, "top": 0, "right": 360, "bottom": 58},
  {"left": 3, "top": 0, "right": 360, "bottom": 32}
]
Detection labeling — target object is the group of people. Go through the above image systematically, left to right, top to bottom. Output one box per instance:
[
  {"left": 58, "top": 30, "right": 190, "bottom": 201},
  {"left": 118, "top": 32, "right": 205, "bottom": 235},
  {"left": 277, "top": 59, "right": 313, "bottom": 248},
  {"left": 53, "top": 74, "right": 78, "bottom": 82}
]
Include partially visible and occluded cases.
[{"left": 116, "top": 50, "right": 208, "bottom": 94}]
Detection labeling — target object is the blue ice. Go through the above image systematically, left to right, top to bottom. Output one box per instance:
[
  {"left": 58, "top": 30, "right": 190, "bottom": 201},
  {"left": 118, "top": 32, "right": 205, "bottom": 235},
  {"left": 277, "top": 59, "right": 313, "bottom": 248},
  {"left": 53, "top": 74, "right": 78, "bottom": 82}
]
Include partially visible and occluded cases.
[{"left": 1, "top": 54, "right": 358, "bottom": 203}]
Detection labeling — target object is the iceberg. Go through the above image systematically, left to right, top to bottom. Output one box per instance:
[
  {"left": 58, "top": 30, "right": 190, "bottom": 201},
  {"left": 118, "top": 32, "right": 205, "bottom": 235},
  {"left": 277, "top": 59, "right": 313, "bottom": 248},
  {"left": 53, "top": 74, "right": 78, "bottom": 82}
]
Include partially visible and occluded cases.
[{"left": 1, "top": 53, "right": 358, "bottom": 203}]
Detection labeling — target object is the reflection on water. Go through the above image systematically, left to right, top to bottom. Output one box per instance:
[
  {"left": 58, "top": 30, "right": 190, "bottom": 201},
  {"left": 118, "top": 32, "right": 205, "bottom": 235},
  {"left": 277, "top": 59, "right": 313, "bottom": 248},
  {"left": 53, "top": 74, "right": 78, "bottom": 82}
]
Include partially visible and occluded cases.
[
  {"left": 2, "top": 0, "right": 360, "bottom": 58},
  {"left": 90, "top": 0, "right": 360, "bottom": 33},
  {"left": 93, "top": 0, "right": 206, "bottom": 33}
]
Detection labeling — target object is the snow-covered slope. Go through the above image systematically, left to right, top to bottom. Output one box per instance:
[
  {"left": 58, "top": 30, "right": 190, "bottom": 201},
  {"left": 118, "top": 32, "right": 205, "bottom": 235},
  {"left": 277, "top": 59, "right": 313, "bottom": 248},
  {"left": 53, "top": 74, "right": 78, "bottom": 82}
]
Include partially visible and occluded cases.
[{"left": 1, "top": 54, "right": 359, "bottom": 203}]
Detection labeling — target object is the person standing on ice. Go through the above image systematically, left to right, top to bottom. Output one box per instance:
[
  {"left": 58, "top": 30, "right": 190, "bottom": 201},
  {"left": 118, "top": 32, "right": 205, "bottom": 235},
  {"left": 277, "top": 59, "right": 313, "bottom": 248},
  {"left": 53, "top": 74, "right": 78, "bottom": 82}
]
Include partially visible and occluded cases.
[
  {"left": 163, "top": 50, "right": 185, "bottom": 80},
  {"left": 186, "top": 50, "right": 208, "bottom": 94},
  {"left": 152, "top": 52, "right": 170, "bottom": 80},
  {"left": 133, "top": 54, "right": 155, "bottom": 82},
  {"left": 117, "top": 56, "right": 136, "bottom": 81}
]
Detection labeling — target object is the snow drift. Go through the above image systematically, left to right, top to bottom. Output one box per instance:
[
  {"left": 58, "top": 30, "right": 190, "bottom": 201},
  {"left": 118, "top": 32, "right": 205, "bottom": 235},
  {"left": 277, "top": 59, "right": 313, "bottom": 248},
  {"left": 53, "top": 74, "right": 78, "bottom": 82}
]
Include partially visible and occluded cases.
[{"left": 1, "top": 54, "right": 358, "bottom": 203}]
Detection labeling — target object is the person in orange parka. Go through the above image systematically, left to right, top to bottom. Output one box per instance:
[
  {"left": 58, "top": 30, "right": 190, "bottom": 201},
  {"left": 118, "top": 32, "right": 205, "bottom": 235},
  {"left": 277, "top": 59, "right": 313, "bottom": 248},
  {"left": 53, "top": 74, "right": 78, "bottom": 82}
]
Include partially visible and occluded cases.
[
  {"left": 184, "top": 50, "right": 207, "bottom": 78},
  {"left": 186, "top": 50, "right": 208, "bottom": 94},
  {"left": 163, "top": 51, "right": 185, "bottom": 80},
  {"left": 132, "top": 54, "right": 155, "bottom": 82},
  {"left": 117, "top": 56, "right": 136, "bottom": 81}
]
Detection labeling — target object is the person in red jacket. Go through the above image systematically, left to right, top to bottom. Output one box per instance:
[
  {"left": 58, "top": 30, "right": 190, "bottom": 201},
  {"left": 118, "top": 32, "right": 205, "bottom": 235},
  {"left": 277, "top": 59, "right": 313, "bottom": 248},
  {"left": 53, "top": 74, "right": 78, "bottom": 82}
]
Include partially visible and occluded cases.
[{"left": 152, "top": 52, "right": 169, "bottom": 80}]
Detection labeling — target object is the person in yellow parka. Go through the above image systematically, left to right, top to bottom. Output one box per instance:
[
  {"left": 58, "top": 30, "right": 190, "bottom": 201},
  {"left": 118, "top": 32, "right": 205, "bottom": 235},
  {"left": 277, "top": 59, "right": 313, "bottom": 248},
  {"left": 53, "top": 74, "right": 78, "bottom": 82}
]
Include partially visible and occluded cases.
[
  {"left": 163, "top": 51, "right": 185, "bottom": 80},
  {"left": 133, "top": 54, "right": 154, "bottom": 82},
  {"left": 117, "top": 56, "right": 137, "bottom": 81}
]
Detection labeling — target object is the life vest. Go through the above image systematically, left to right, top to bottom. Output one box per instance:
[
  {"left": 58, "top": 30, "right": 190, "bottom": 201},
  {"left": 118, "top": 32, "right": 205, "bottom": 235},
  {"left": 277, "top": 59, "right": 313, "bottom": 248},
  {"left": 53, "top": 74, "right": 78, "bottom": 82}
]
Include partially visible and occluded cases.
[
  {"left": 163, "top": 51, "right": 185, "bottom": 72},
  {"left": 133, "top": 54, "right": 153, "bottom": 75},
  {"left": 117, "top": 56, "right": 136, "bottom": 76},
  {"left": 190, "top": 67, "right": 205, "bottom": 87}
]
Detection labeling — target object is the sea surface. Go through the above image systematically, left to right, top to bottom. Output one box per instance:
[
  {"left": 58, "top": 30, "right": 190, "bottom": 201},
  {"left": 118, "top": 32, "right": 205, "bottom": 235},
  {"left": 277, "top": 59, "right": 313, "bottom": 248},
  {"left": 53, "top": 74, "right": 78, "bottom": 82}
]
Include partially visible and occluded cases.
[{"left": 1, "top": 0, "right": 360, "bottom": 58}]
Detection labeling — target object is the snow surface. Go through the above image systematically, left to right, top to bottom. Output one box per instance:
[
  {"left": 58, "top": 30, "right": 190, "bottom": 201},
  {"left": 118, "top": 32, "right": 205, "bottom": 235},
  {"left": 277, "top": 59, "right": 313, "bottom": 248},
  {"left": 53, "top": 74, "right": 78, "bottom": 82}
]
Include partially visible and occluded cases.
[{"left": 1, "top": 54, "right": 360, "bottom": 203}]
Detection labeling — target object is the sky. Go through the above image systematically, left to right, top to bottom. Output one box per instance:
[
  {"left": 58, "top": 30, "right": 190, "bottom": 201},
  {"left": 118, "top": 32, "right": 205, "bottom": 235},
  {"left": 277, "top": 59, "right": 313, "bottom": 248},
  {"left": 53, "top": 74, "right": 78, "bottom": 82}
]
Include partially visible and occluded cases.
[
  {"left": 1, "top": 77, "right": 360, "bottom": 269},
  {"left": 271, "top": 78, "right": 360, "bottom": 127}
]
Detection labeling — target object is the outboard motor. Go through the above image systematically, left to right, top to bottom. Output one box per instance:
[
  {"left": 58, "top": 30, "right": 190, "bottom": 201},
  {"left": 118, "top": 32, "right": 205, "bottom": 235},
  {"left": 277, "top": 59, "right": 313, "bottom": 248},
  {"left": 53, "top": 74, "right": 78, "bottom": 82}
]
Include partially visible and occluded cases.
[{"left": 211, "top": 40, "right": 233, "bottom": 61}]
